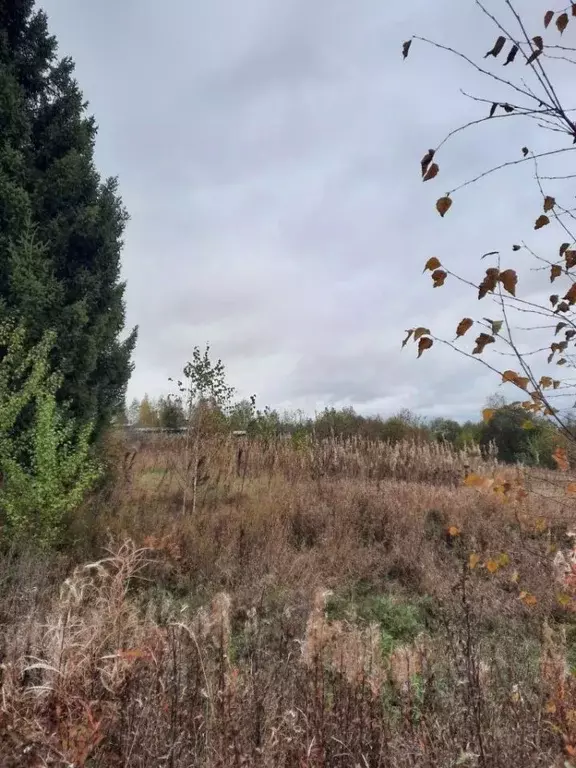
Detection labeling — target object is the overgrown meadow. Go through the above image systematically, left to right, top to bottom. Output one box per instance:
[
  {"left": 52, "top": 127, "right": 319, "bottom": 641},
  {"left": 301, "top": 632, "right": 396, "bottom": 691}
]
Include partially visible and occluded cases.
[{"left": 2, "top": 431, "right": 576, "bottom": 767}]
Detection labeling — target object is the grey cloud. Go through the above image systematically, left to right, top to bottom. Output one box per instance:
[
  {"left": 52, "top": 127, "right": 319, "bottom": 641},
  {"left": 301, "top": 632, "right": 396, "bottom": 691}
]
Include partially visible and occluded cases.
[{"left": 38, "top": 0, "right": 573, "bottom": 421}]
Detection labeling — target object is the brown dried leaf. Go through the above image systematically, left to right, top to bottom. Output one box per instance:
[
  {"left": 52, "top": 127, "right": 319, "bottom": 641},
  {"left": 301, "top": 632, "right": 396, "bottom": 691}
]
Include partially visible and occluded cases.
[
  {"left": 573, "top": 3, "right": 576, "bottom": 17},
  {"left": 544, "top": 10, "right": 554, "bottom": 27},
  {"left": 557, "top": 12, "right": 569, "bottom": 33},
  {"left": 533, "top": 35, "right": 544, "bottom": 51},
  {"left": 485, "top": 36, "right": 506, "bottom": 58},
  {"left": 402, "top": 40, "right": 412, "bottom": 59},
  {"left": 504, "top": 44, "right": 519, "bottom": 65},
  {"left": 526, "top": 48, "right": 543, "bottom": 65},
  {"left": 489, "top": 102, "right": 498, "bottom": 118},
  {"left": 502, "top": 103, "right": 514, "bottom": 113},
  {"left": 421, "top": 149, "right": 435, "bottom": 177},
  {"left": 423, "top": 162, "right": 439, "bottom": 181},
  {"left": 544, "top": 195, "right": 556, "bottom": 212},
  {"left": 436, "top": 196, "right": 452, "bottom": 217},
  {"left": 535, "top": 214, "right": 550, "bottom": 229},
  {"left": 560, "top": 242, "right": 570, "bottom": 256},
  {"left": 513, "top": 243, "right": 521, "bottom": 250},
  {"left": 565, "top": 250, "right": 576, "bottom": 269},
  {"left": 423, "top": 256, "right": 441, "bottom": 272},
  {"left": 551, "top": 264, "right": 562, "bottom": 282},
  {"left": 478, "top": 268, "right": 500, "bottom": 300},
  {"left": 432, "top": 269, "right": 447, "bottom": 287},
  {"left": 499, "top": 269, "right": 517, "bottom": 296},
  {"left": 564, "top": 283, "right": 576, "bottom": 305},
  {"left": 550, "top": 294, "right": 559, "bottom": 307},
  {"left": 555, "top": 301, "right": 570, "bottom": 313},
  {"left": 456, "top": 318, "right": 474, "bottom": 338},
  {"left": 555, "top": 322, "right": 567, "bottom": 335},
  {"left": 413, "top": 327, "right": 431, "bottom": 340},
  {"left": 401, "top": 329, "right": 414, "bottom": 348},
  {"left": 473, "top": 333, "right": 495, "bottom": 355},
  {"left": 417, "top": 336, "right": 433, "bottom": 358},
  {"left": 502, "top": 370, "right": 529, "bottom": 390},
  {"left": 540, "top": 376, "right": 553, "bottom": 389},
  {"left": 553, "top": 380, "right": 561, "bottom": 389},
  {"left": 553, "top": 446, "right": 569, "bottom": 471}
]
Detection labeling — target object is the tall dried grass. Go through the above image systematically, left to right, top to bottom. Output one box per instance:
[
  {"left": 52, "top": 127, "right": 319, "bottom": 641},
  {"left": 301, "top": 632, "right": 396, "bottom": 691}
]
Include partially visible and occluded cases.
[{"left": 1, "top": 432, "right": 575, "bottom": 766}]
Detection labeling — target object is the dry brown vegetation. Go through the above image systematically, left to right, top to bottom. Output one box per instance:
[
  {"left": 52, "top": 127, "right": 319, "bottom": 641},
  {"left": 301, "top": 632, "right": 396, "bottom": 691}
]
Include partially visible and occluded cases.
[{"left": 2, "top": 433, "right": 576, "bottom": 767}]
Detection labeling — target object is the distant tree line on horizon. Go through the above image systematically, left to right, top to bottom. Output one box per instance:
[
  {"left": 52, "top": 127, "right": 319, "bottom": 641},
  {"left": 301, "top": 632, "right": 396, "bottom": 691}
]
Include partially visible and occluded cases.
[{"left": 120, "top": 392, "right": 571, "bottom": 469}]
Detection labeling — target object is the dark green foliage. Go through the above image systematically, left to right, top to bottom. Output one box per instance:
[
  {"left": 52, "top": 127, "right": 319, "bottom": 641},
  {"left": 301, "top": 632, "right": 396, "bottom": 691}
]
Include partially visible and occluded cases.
[
  {"left": 0, "top": 0, "right": 136, "bottom": 439},
  {"left": 157, "top": 396, "right": 185, "bottom": 429},
  {"left": 479, "top": 405, "right": 553, "bottom": 466}
]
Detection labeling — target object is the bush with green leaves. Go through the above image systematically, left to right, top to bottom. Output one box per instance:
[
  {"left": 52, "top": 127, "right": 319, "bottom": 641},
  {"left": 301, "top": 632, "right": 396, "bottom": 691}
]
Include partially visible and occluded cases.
[{"left": 0, "top": 322, "right": 100, "bottom": 547}]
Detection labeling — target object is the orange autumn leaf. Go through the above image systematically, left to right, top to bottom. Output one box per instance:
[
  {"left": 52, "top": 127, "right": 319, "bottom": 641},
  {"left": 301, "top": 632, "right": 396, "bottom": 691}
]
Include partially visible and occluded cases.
[
  {"left": 423, "top": 257, "right": 441, "bottom": 272},
  {"left": 469, "top": 553, "right": 481, "bottom": 570}
]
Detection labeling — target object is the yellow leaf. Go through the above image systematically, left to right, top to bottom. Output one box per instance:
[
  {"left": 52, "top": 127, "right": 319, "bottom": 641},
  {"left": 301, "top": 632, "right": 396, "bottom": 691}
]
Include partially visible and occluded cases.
[
  {"left": 436, "top": 196, "right": 452, "bottom": 217},
  {"left": 535, "top": 214, "right": 550, "bottom": 230},
  {"left": 423, "top": 257, "right": 441, "bottom": 272},
  {"left": 456, "top": 318, "right": 474, "bottom": 338},
  {"left": 482, "top": 408, "right": 495, "bottom": 423},
  {"left": 522, "top": 420, "right": 535, "bottom": 430},
  {"left": 568, "top": 483, "right": 576, "bottom": 494},
  {"left": 535, "top": 517, "right": 548, "bottom": 533},
  {"left": 447, "top": 525, "right": 460, "bottom": 537},
  {"left": 497, "top": 552, "right": 510, "bottom": 567},
  {"left": 469, "top": 553, "right": 481, "bottom": 570},
  {"left": 486, "top": 559, "right": 499, "bottom": 574},
  {"left": 511, "top": 570, "right": 519, "bottom": 583},
  {"left": 557, "top": 593, "right": 572, "bottom": 607}
]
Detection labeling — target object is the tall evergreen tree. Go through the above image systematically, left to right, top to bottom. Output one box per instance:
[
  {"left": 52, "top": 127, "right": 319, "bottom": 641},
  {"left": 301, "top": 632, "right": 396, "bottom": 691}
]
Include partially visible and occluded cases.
[{"left": 0, "top": 0, "right": 137, "bottom": 438}]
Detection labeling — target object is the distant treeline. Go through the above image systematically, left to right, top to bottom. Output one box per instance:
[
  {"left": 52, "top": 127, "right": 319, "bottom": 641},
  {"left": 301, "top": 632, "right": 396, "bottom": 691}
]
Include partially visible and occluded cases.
[{"left": 122, "top": 395, "right": 572, "bottom": 468}]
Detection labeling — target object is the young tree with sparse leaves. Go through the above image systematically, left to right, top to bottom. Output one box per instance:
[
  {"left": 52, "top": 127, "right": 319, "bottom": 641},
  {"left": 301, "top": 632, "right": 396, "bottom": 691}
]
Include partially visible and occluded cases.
[
  {"left": 402, "top": 1, "right": 576, "bottom": 485},
  {"left": 402, "top": 11, "right": 576, "bottom": 749}
]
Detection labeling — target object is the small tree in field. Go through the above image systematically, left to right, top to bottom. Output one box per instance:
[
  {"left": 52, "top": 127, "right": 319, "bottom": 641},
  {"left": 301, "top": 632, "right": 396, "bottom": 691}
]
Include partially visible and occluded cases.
[
  {"left": 402, "top": 2, "right": 576, "bottom": 492},
  {"left": 403, "top": 11, "right": 576, "bottom": 753},
  {"left": 0, "top": 322, "right": 100, "bottom": 547},
  {"left": 169, "top": 345, "right": 234, "bottom": 515}
]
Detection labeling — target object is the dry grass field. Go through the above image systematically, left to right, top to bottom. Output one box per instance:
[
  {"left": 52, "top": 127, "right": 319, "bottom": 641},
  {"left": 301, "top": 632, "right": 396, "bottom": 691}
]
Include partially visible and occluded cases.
[{"left": 2, "top": 432, "right": 576, "bottom": 767}]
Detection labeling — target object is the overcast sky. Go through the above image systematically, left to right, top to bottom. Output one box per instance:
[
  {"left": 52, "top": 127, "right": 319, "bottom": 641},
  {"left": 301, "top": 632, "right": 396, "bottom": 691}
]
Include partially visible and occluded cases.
[{"left": 39, "top": 0, "right": 574, "bottom": 421}]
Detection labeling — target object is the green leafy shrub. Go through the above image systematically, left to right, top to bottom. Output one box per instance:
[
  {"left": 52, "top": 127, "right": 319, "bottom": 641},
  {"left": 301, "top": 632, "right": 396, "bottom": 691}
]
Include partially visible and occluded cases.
[{"left": 0, "top": 321, "right": 101, "bottom": 547}]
